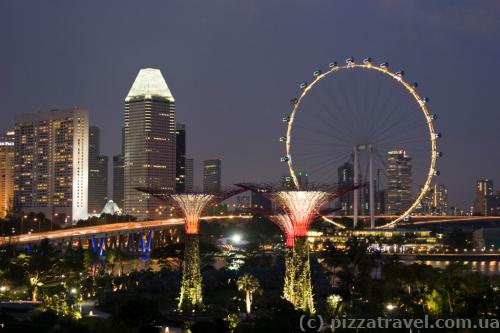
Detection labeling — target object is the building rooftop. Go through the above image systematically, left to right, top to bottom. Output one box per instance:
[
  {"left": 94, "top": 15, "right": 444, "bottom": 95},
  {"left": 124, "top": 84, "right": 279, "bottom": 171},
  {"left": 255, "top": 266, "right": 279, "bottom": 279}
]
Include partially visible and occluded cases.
[{"left": 125, "top": 68, "right": 174, "bottom": 102}]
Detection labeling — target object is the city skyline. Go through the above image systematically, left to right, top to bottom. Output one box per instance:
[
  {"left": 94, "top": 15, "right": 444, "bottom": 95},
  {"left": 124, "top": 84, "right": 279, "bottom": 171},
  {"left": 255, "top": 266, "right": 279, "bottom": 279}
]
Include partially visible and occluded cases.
[
  {"left": 2, "top": 1, "right": 500, "bottom": 209},
  {"left": 1, "top": 3, "right": 500, "bottom": 330}
]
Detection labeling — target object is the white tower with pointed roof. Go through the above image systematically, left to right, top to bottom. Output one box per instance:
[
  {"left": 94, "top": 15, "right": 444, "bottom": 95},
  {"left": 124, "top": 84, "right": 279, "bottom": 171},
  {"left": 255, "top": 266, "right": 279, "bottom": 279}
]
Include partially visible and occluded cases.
[{"left": 124, "top": 68, "right": 176, "bottom": 220}]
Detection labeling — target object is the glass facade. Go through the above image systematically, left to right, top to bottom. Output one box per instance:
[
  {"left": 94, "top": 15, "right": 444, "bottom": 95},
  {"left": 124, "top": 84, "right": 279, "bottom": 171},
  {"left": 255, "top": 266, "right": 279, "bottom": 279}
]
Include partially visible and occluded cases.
[
  {"left": 124, "top": 68, "right": 176, "bottom": 220},
  {"left": 88, "top": 126, "right": 108, "bottom": 214},
  {"left": 386, "top": 149, "right": 412, "bottom": 215},
  {"left": 203, "top": 159, "right": 221, "bottom": 193}
]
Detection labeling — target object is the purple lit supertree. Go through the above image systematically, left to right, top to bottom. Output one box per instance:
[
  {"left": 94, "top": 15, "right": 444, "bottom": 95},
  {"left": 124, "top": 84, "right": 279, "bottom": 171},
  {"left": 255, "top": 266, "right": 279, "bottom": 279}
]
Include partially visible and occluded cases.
[{"left": 136, "top": 187, "right": 242, "bottom": 312}]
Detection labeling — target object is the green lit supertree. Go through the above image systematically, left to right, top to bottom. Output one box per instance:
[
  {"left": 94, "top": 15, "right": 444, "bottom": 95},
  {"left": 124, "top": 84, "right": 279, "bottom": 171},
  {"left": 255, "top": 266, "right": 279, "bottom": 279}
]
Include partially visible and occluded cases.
[
  {"left": 237, "top": 184, "right": 357, "bottom": 315},
  {"left": 136, "top": 188, "right": 243, "bottom": 313},
  {"left": 171, "top": 194, "right": 213, "bottom": 312},
  {"left": 267, "top": 214, "right": 296, "bottom": 304}
]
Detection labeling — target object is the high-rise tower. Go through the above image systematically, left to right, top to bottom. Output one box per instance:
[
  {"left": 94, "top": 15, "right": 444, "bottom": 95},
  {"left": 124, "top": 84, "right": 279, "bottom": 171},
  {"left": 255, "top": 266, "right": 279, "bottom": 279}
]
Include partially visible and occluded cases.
[
  {"left": 124, "top": 68, "right": 176, "bottom": 220},
  {"left": 14, "top": 108, "right": 89, "bottom": 223},
  {"left": 175, "top": 123, "right": 186, "bottom": 193},
  {"left": 88, "top": 126, "right": 108, "bottom": 214},
  {"left": 113, "top": 127, "right": 125, "bottom": 209},
  {"left": 0, "top": 131, "right": 15, "bottom": 218},
  {"left": 385, "top": 149, "right": 412, "bottom": 215},
  {"left": 185, "top": 158, "right": 194, "bottom": 193},
  {"left": 203, "top": 159, "right": 221, "bottom": 193},
  {"left": 337, "top": 161, "right": 354, "bottom": 215},
  {"left": 474, "top": 179, "right": 494, "bottom": 215}
]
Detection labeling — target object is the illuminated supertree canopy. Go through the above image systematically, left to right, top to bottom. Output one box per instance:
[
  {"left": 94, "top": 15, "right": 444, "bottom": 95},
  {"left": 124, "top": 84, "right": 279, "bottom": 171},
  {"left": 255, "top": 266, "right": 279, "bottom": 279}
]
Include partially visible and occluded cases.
[
  {"left": 136, "top": 187, "right": 243, "bottom": 234},
  {"left": 273, "top": 191, "right": 332, "bottom": 237},
  {"left": 170, "top": 194, "right": 215, "bottom": 234},
  {"left": 267, "top": 214, "right": 295, "bottom": 248}
]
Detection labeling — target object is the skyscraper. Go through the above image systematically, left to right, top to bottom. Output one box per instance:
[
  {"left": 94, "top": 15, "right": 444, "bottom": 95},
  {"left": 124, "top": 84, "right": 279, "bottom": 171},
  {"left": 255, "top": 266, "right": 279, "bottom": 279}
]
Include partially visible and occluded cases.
[
  {"left": 124, "top": 68, "right": 176, "bottom": 220},
  {"left": 14, "top": 108, "right": 89, "bottom": 223},
  {"left": 175, "top": 123, "right": 186, "bottom": 192},
  {"left": 88, "top": 126, "right": 108, "bottom": 214},
  {"left": 112, "top": 127, "right": 125, "bottom": 209},
  {"left": 0, "top": 131, "right": 15, "bottom": 218},
  {"left": 385, "top": 149, "right": 412, "bottom": 215},
  {"left": 113, "top": 155, "right": 124, "bottom": 209},
  {"left": 185, "top": 158, "right": 194, "bottom": 193},
  {"left": 203, "top": 159, "right": 221, "bottom": 193},
  {"left": 338, "top": 162, "right": 354, "bottom": 215},
  {"left": 474, "top": 179, "right": 494, "bottom": 215},
  {"left": 420, "top": 184, "right": 448, "bottom": 215},
  {"left": 485, "top": 193, "right": 500, "bottom": 216}
]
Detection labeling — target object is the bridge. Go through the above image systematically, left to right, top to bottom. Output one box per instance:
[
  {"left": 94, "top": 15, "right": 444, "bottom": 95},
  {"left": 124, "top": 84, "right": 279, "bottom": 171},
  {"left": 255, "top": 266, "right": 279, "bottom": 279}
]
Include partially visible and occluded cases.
[
  {"left": 2, "top": 214, "right": 498, "bottom": 252},
  {"left": 0, "top": 215, "right": 253, "bottom": 255},
  {"left": 325, "top": 215, "right": 500, "bottom": 227}
]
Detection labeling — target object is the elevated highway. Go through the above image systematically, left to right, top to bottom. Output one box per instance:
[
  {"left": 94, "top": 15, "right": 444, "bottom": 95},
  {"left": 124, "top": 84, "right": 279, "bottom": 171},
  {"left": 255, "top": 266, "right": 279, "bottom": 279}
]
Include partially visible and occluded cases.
[{"left": 0, "top": 215, "right": 252, "bottom": 246}]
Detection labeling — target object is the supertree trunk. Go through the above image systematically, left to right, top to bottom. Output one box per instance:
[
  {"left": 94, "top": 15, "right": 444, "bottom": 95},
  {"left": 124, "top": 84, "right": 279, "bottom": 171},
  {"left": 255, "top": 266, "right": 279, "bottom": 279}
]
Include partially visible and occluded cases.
[
  {"left": 178, "top": 234, "right": 203, "bottom": 312},
  {"left": 292, "top": 237, "right": 315, "bottom": 314},
  {"left": 283, "top": 248, "right": 295, "bottom": 305}
]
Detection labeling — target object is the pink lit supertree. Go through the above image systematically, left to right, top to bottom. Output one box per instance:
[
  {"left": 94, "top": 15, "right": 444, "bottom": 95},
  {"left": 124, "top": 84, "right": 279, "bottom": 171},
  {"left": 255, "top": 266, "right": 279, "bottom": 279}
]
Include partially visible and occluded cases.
[
  {"left": 237, "top": 183, "right": 358, "bottom": 314},
  {"left": 267, "top": 214, "right": 295, "bottom": 248}
]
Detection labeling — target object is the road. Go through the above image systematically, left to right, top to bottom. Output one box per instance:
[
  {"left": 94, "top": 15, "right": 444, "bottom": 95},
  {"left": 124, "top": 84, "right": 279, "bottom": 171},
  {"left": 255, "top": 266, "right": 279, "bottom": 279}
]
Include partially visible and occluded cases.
[
  {"left": 0, "top": 215, "right": 252, "bottom": 245},
  {"left": 2, "top": 215, "right": 498, "bottom": 246}
]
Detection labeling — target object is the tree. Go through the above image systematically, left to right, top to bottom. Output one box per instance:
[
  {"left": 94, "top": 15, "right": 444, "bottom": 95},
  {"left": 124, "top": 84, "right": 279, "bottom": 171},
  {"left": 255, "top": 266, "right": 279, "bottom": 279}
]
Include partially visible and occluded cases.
[
  {"left": 443, "top": 228, "right": 472, "bottom": 250},
  {"left": 178, "top": 235, "right": 203, "bottom": 312},
  {"left": 105, "top": 248, "right": 117, "bottom": 275},
  {"left": 83, "top": 249, "right": 98, "bottom": 276},
  {"left": 237, "top": 273, "right": 261, "bottom": 318},
  {"left": 224, "top": 313, "right": 239, "bottom": 333}
]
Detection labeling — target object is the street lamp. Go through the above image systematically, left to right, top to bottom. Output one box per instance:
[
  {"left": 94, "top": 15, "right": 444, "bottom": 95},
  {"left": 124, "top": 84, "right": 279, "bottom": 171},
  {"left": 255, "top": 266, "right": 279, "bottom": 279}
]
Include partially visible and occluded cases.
[
  {"left": 52, "top": 213, "right": 58, "bottom": 231},
  {"left": 21, "top": 215, "right": 28, "bottom": 234},
  {"left": 34, "top": 218, "right": 39, "bottom": 233}
]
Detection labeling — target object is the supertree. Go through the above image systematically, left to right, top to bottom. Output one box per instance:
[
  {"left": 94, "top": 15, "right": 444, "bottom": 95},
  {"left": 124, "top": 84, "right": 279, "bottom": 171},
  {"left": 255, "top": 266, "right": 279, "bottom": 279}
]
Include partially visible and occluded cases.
[
  {"left": 237, "top": 184, "right": 357, "bottom": 314},
  {"left": 136, "top": 187, "right": 242, "bottom": 312},
  {"left": 267, "top": 214, "right": 295, "bottom": 304}
]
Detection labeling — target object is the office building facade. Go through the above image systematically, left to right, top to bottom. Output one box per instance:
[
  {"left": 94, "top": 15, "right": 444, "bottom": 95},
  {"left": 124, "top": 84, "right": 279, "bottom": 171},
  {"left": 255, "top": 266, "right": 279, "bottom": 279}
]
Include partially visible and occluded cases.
[
  {"left": 124, "top": 68, "right": 176, "bottom": 220},
  {"left": 14, "top": 108, "right": 89, "bottom": 223},
  {"left": 175, "top": 123, "right": 186, "bottom": 192},
  {"left": 88, "top": 126, "right": 108, "bottom": 214},
  {"left": 112, "top": 127, "right": 124, "bottom": 209},
  {"left": 0, "top": 131, "right": 15, "bottom": 218},
  {"left": 385, "top": 149, "right": 412, "bottom": 215},
  {"left": 113, "top": 155, "right": 124, "bottom": 209},
  {"left": 185, "top": 157, "right": 194, "bottom": 193},
  {"left": 203, "top": 159, "right": 221, "bottom": 193},
  {"left": 338, "top": 162, "right": 354, "bottom": 215},
  {"left": 474, "top": 179, "right": 494, "bottom": 216},
  {"left": 420, "top": 184, "right": 448, "bottom": 215}
]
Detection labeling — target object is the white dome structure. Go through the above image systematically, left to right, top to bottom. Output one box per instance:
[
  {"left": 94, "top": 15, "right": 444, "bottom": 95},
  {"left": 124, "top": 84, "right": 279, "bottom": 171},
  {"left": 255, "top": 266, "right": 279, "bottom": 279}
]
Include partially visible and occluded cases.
[{"left": 100, "top": 200, "right": 122, "bottom": 215}]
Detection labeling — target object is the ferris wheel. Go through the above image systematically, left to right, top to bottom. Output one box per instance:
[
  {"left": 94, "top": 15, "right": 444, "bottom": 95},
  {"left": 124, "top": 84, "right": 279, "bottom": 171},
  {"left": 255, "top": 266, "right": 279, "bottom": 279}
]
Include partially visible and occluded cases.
[{"left": 281, "top": 57, "right": 441, "bottom": 229}]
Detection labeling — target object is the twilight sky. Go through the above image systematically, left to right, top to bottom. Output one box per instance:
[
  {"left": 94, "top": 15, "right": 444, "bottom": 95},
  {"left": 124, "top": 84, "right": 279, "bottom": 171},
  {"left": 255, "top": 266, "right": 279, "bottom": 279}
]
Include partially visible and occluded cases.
[{"left": 1, "top": 0, "right": 500, "bottom": 209}]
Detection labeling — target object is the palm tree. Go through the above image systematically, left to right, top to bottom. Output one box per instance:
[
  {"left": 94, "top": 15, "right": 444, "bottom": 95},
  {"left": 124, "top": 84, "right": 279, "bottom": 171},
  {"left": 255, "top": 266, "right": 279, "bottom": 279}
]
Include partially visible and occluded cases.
[
  {"left": 237, "top": 273, "right": 261, "bottom": 318},
  {"left": 29, "top": 274, "right": 41, "bottom": 301}
]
